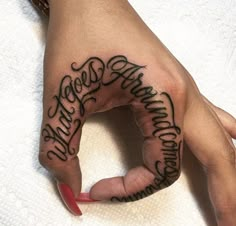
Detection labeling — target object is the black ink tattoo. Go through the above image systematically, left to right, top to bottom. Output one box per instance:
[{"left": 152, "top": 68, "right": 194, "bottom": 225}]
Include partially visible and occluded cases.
[
  {"left": 41, "top": 55, "right": 182, "bottom": 201},
  {"left": 101, "top": 56, "right": 182, "bottom": 202},
  {"left": 42, "top": 57, "right": 105, "bottom": 161},
  {"left": 111, "top": 142, "right": 182, "bottom": 202}
]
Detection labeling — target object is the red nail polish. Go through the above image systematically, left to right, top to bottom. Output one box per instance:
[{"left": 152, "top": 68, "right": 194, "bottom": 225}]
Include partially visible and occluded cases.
[
  {"left": 57, "top": 183, "right": 82, "bottom": 216},
  {"left": 76, "top": 192, "right": 99, "bottom": 202}
]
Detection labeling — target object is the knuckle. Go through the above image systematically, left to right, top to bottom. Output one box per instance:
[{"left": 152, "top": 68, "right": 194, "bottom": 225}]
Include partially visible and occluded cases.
[
  {"left": 160, "top": 71, "right": 188, "bottom": 100},
  {"left": 38, "top": 144, "right": 61, "bottom": 171},
  {"left": 153, "top": 144, "right": 182, "bottom": 189},
  {"left": 38, "top": 147, "right": 66, "bottom": 171},
  {"left": 38, "top": 149, "right": 69, "bottom": 181},
  {"left": 38, "top": 151, "right": 49, "bottom": 169},
  {"left": 154, "top": 170, "right": 181, "bottom": 189},
  {"left": 111, "top": 171, "right": 181, "bottom": 203},
  {"left": 165, "top": 171, "right": 181, "bottom": 185},
  {"left": 216, "top": 204, "right": 236, "bottom": 222}
]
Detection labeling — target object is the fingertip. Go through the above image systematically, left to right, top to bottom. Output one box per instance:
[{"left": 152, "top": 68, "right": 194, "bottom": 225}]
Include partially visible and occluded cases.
[
  {"left": 89, "top": 181, "right": 111, "bottom": 201},
  {"left": 57, "top": 182, "right": 82, "bottom": 216},
  {"left": 76, "top": 192, "right": 100, "bottom": 202}
]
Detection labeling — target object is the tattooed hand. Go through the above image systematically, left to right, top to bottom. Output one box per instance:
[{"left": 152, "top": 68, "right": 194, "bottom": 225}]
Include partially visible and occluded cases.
[{"left": 38, "top": 0, "right": 236, "bottom": 225}]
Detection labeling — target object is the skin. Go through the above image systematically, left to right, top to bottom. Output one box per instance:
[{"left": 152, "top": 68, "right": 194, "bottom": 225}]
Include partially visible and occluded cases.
[{"left": 38, "top": 0, "right": 236, "bottom": 225}]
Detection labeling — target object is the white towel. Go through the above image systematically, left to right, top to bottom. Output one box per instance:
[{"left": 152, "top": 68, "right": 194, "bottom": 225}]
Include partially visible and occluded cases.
[{"left": 0, "top": 0, "right": 235, "bottom": 225}]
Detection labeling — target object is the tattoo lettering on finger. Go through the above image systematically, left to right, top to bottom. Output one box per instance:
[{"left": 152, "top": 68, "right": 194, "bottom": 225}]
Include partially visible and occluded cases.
[
  {"left": 42, "top": 55, "right": 182, "bottom": 198},
  {"left": 102, "top": 56, "right": 182, "bottom": 202},
  {"left": 42, "top": 58, "right": 105, "bottom": 161},
  {"left": 111, "top": 142, "right": 182, "bottom": 202}
]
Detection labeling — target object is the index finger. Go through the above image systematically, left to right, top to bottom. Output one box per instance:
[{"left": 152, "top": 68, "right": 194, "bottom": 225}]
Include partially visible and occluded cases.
[{"left": 89, "top": 57, "right": 185, "bottom": 201}]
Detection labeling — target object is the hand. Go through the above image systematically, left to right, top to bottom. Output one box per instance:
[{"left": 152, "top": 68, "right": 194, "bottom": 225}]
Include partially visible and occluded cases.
[{"left": 37, "top": 0, "right": 236, "bottom": 225}]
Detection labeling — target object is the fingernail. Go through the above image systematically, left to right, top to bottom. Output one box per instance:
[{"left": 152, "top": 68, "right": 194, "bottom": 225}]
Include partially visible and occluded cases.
[
  {"left": 57, "top": 183, "right": 82, "bottom": 216},
  {"left": 76, "top": 192, "right": 99, "bottom": 202}
]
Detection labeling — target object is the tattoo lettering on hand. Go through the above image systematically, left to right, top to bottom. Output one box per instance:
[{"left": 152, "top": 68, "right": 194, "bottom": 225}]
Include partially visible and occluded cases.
[
  {"left": 42, "top": 55, "right": 182, "bottom": 200},
  {"left": 102, "top": 56, "right": 182, "bottom": 202},
  {"left": 42, "top": 57, "right": 105, "bottom": 161},
  {"left": 111, "top": 142, "right": 182, "bottom": 202}
]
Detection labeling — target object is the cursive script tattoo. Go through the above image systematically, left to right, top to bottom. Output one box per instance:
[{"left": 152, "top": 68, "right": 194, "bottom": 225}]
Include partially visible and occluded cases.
[
  {"left": 42, "top": 55, "right": 182, "bottom": 200},
  {"left": 101, "top": 56, "right": 182, "bottom": 202},
  {"left": 42, "top": 57, "right": 105, "bottom": 161},
  {"left": 111, "top": 142, "right": 182, "bottom": 202}
]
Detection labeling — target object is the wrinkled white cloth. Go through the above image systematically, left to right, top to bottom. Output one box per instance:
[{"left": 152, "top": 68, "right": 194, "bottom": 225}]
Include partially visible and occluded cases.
[{"left": 0, "top": 0, "right": 235, "bottom": 226}]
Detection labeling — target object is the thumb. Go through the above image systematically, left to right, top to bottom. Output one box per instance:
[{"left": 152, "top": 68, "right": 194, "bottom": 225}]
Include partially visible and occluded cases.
[
  {"left": 40, "top": 55, "right": 106, "bottom": 214},
  {"left": 39, "top": 75, "right": 85, "bottom": 215},
  {"left": 39, "top": 118, "right": 83, "bottom": 215},
  {"left": 54, "top": 157, "right": 82, "bottom": 198},
  {"left": 56, "top": 157, "right": 82, "bottom": 216}
]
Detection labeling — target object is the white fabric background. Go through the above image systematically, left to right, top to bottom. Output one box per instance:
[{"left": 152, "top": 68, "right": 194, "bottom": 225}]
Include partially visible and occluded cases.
[{"left": 0, "top": 0, "right": 235, "bottom": 226}]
